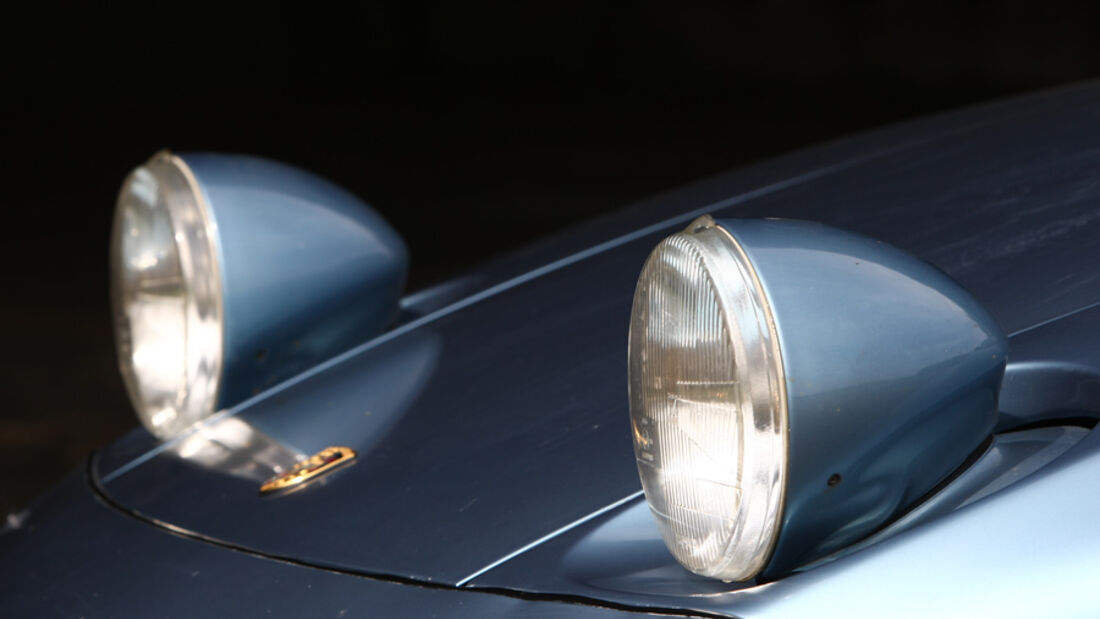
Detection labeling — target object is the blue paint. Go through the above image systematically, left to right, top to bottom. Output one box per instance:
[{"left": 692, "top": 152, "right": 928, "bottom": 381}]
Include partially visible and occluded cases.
[
  {"left": 15, "top": 83, "right": 1100, "bottom": 617},
  {"left": 181, "top": 153, "right": 408, "bottom": 408},
  {"left": 719, "top": 218, "right": 1007, "bottom": 577},
  {"left": 470, "top": 427, "right": 1090, "bottom": 616},
  {"left": 0, "top": 475, "right": 653, "bottom": 618}
]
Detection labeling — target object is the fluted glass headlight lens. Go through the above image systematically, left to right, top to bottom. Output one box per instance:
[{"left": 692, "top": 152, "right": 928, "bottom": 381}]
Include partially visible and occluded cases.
[
  {"left": 111, "top": 153, "right": 223, "bottom": 439},
  {"left": 628, "top": 216, "right": 787, "bottom": 581}
]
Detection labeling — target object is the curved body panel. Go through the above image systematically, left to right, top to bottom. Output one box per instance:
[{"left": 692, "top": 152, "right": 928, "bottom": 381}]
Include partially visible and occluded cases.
[
  {"left": 43, "top": 82, "right": 1100, "bottom": 617},
  {"left": 183, "top": 153, "right": 408, "bottom": 407},
  {"left": 720, "top": 218, "right": 1006, "bottom": 576},
  {"left": 0, "top": 473, "right": 652, "bottom": 619}
]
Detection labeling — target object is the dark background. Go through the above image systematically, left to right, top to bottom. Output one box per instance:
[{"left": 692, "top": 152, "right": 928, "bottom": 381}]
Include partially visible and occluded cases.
[{"left": 3, "top": 2, "right": 1099, "bottom": 515}]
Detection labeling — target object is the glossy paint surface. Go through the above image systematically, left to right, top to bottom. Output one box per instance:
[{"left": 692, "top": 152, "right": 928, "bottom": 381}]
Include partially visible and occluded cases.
[
  {"left": 81, "top": 83, "right": 1100, "bottom": 616},
  {"left": 183, "top": 153, "right": 408, "bottom": 408},
  {"left": 719, "top": 218, "right": 1006, "bottom": 576},
  {"left": 100, "top": 239, "right": 651, "bottom": 584},
  {"left": 467, "top": 306, "right": 1100, "bottom": 616},
  {"left": 474, "top": 306, "right": 1100, "bottom": 618},
  {"left": 726, "top": 314, "right": 1100, "bottom": 619},
  {"left": 470, "top": 426, "right": 1088, "bottom": 615},
  {"left": 0, "top": 473, "right": 654, "bottom": 618}
]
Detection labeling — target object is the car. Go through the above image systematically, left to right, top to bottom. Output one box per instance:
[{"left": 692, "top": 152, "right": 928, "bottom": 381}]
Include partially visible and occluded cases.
[{"left": 3, "top": 81, "right": 1100, "bottom": 618}]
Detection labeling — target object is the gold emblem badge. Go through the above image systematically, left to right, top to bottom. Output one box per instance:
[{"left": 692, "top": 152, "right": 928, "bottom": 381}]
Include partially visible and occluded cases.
[{"left": 260, "top": 446, "right": 357, "bottom": 495}]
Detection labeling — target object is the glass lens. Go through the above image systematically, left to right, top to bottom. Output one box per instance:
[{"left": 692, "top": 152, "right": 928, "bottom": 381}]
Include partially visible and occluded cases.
[
  {"left": 111, "top": 154, "right": 222, "bottom": 438},
  {"left": 115, "top": 168, "right": 189, "bottom": 429},
  {"left": 628, "top": 216, "right": 787, "bottom": 581}
]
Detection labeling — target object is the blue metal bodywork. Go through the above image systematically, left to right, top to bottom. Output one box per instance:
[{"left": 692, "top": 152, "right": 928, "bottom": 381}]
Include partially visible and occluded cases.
[
  {"left": 5, "top": 83, "right": 1100, "bottom": 617},
  {"left": 183, "top": 153, "right": 408, "bottom": 407},
  {"left": 717, "top": 218, "right": 1007, "bottom": 577},
  {"left": 470, "top": 306, "right": 1100, "bottom": 616},
  {"left": 0, "top": 473, "right": 652, "bottom": 618}
]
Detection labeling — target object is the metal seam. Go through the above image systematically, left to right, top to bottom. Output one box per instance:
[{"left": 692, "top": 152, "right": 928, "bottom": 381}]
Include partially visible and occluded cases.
[
  {"left": 1007, "top": 300, "right": 1100, "bottom": 338},
  {"left": 455, "top": 490, "right": 644, "bottom": 587}
]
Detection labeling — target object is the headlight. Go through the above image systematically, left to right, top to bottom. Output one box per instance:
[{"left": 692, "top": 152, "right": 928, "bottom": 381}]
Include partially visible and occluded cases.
[
  {"left": 111, "top": 151, "right": 408, "bottom": 440},
  {"left": 111, "top": 152, "right": 222, "bottom": 438},
  {"left": 629, "top": 216, "right": 787, "bottom": 581},
  {"left": 629, "top": 216, "right": 1007, "bottom": 581}
]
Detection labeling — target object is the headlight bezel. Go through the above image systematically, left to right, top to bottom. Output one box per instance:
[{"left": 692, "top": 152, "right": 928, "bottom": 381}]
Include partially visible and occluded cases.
[
  {"left": 110, "top": 151, "right": 225, "bottom": 439},
  {"left": 628, "top": 215, "right": 789, "bottom": 582}
]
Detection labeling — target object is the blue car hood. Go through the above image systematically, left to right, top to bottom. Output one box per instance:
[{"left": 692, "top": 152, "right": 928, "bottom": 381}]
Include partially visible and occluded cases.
[{"left": 95, "top": 83, "right": 1100, "bottom": 587}]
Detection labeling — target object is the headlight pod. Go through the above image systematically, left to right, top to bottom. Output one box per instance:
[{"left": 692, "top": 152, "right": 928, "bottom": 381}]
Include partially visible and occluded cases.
[
  {"left": 112, "top": 152, "right": 407, "bottom": 439},
  {"left": 629, "top": 216, "right": 1007, "bottom": 581}
]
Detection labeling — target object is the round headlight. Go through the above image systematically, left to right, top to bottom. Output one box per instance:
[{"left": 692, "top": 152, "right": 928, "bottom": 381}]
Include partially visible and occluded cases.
[
  {"left": 111, "top": 152, "right": 223, "bottom": 438},
  {"left": 628, "top": 215, "right": 787, "bottom": 582},
  {"left": 630, "top": 216, "right": 1008, "bottom": 581}
]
